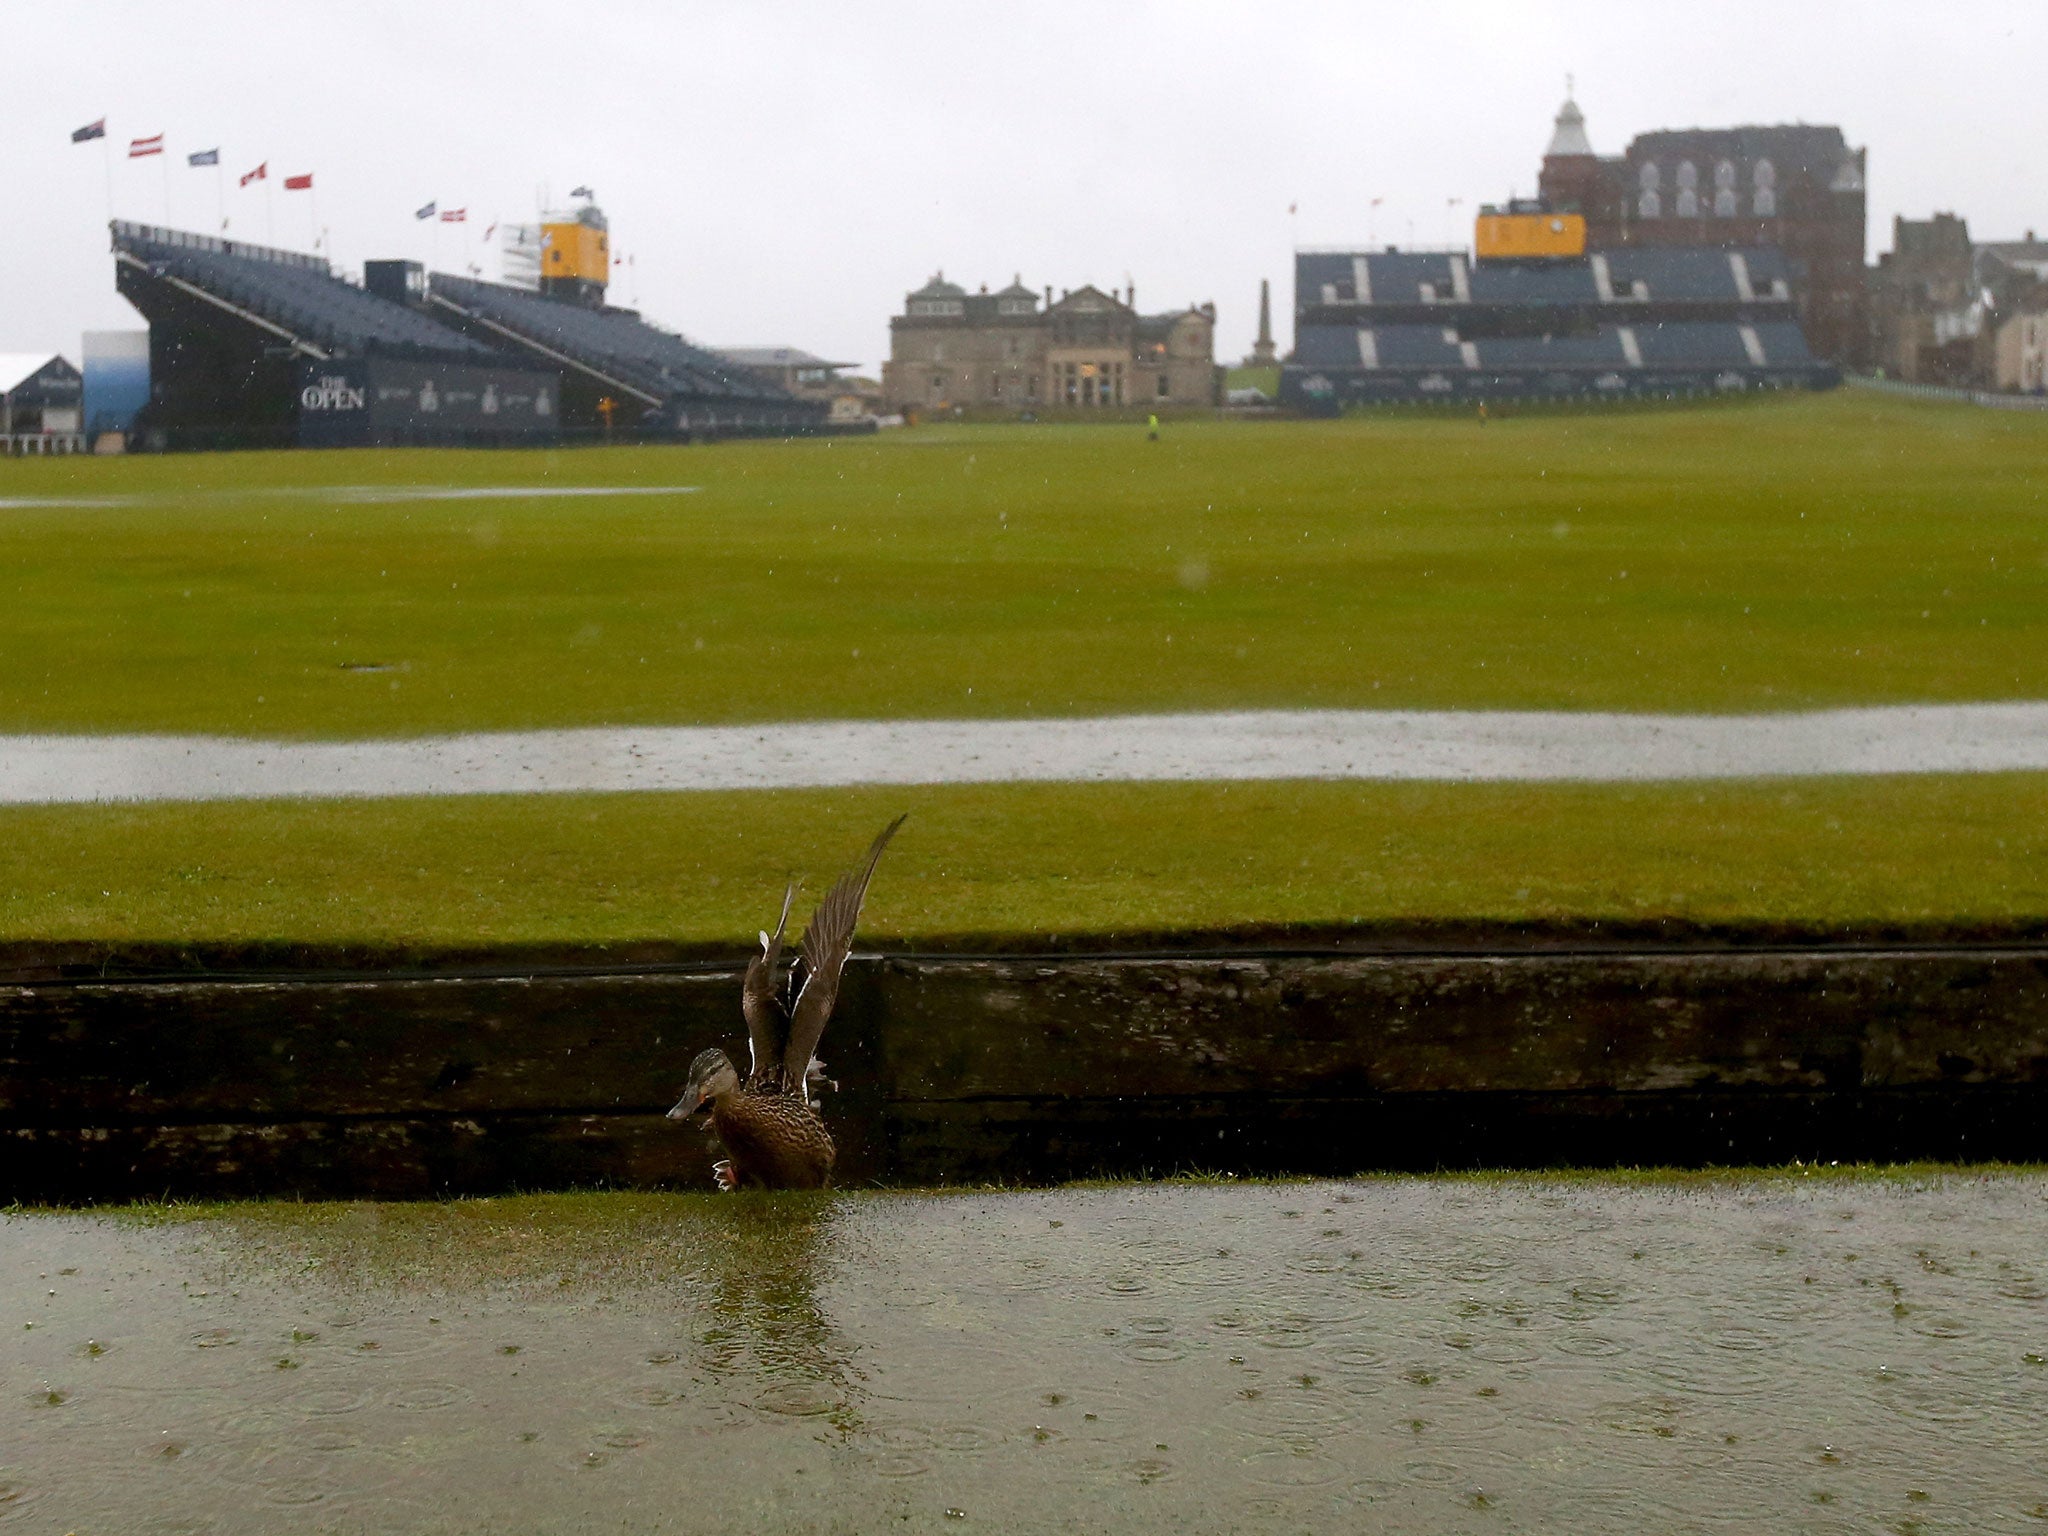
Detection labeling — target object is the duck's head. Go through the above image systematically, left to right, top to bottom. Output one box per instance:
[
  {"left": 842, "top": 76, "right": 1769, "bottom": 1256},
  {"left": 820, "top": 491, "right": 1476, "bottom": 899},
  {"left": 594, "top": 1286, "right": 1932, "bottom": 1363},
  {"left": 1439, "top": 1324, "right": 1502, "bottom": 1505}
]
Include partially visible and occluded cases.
[{"left": 667, "top": 1048, "right": 740, "bottom": 1121}]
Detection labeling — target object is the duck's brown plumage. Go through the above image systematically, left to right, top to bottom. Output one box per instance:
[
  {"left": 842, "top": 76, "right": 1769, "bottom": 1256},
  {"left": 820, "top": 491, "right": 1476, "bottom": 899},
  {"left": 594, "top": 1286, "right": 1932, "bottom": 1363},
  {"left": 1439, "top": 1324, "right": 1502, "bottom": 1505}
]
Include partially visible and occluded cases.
[
  {"left": 675, "top": 816, "right": 905, "bottom": 1191},
  {"left": 707, "top": 1084, "right": 838, "bottom": 1190}
]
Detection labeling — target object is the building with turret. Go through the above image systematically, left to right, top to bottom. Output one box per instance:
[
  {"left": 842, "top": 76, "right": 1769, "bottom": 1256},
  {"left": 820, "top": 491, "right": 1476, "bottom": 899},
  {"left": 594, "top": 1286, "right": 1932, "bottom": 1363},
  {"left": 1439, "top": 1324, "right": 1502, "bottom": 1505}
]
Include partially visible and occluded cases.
[
  {"left": 1535, "top": 91, "right": 1868, "bottom": 365},
  {"left": 883, "top": 274, "right": 1218, "bottom": 412}
]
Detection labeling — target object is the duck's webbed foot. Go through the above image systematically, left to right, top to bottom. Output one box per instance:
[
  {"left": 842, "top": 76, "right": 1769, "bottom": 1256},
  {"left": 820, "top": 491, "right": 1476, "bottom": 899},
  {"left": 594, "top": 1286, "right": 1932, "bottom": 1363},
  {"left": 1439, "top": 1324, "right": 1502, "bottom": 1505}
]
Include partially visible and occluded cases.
[{"left": 712, "top": 1159, "right": 738, "bottom": 1192}]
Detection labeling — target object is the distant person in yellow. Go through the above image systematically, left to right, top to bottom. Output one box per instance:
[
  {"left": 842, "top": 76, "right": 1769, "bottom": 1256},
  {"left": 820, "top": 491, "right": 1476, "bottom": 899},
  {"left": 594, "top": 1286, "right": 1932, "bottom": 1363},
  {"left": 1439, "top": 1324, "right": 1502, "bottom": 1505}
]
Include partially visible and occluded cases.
[{"left": 1147, "top": 413, "right": 1160, "bottom": 441}]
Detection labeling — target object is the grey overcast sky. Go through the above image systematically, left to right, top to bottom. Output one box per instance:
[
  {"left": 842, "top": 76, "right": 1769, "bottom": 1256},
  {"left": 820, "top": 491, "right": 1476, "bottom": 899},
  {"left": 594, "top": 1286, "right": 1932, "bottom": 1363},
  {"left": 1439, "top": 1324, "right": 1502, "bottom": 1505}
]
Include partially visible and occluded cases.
[{"left": 5, "top": 1, "right": 2043, "bottom": 373}]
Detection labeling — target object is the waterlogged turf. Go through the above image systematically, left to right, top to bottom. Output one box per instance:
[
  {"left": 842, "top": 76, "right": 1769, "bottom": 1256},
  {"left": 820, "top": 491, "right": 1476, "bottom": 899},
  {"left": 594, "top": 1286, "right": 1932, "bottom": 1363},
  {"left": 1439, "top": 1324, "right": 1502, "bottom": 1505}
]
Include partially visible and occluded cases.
[
  {"left": 2, "top": 393, "right": 2046, "bottom": 740},
  {"left": 5, "top": 775, "right": 2048, "bottom": 947},
  {"left": 6, "top": 1172, "right": 2046, "bottom": 1533}
]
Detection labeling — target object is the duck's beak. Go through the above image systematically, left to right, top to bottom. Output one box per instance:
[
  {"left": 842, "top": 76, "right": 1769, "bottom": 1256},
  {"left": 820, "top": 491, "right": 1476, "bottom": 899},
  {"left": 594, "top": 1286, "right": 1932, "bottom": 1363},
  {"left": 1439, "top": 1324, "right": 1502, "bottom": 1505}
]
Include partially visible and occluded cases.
[{"left": 666, "top": 1087, "right": 709, "bottom": 1122}]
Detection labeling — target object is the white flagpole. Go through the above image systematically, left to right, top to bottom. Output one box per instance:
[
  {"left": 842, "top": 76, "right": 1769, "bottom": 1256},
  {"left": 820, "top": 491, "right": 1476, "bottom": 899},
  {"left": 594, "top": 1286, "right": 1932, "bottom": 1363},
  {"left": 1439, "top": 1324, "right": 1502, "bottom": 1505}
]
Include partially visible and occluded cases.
[
  {"left": 100, "top": 134, "right": 114, "bottom": 224},
  {"left": 160, "top": 149, "right": 172, "bottom": 225},
  {"left": 216, "top": 161, "right": 226, "bottom": 230},
  {"left": 265, "top": 179, "right": 274, "bottom": 244}
]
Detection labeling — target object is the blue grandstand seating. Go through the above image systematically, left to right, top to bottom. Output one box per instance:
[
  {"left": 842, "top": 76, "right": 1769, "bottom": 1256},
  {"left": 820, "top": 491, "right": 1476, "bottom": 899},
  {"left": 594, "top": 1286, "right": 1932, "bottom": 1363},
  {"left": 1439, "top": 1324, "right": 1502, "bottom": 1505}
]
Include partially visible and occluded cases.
[
  {"left": 112, "top": 225, "right": 490, "bottom": 361},
  {"left": 1287, "top": 233, "right": 1831, "bottom": 406},
  {"left": 1603, "top": 247, "right": 1743, "bottom": 302},
  {"left": 1363, "top": 253, "right": 1458, "bottom": 300},
  {"left": 1466, "top": 263, "right": 1599, "bottom": 306},
  {"left": 429, "top": 274, "right": 781, "bottom": 404},
  {"left": 1749, "top": 320, "right": 1814, "bottom": 365},
  {"left": 1634, "top": 321, "right": 1755, "bottom": 367},
  {"left": 1290, "top": 326, "right": 1368, "bottom": 367},
  {"left": 1372, "top": 326, "right": 1466, "bottom": 367},
  {"left": 1473, "top": 330, "right": 1626, "bottom": 368}
]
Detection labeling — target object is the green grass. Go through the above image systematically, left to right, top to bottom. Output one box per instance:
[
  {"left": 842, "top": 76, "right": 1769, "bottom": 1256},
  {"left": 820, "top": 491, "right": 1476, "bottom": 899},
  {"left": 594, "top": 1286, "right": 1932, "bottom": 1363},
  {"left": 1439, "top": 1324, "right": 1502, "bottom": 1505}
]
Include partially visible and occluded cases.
[
  {"left": 3, "top": 391, "right": 2046, "bottom": 740},
  {"left": 6, "top": 391, "right": 2047, "bottom": 947},
  {"left": 5, "top": 774, "right": 2047, "bottom": 949}
]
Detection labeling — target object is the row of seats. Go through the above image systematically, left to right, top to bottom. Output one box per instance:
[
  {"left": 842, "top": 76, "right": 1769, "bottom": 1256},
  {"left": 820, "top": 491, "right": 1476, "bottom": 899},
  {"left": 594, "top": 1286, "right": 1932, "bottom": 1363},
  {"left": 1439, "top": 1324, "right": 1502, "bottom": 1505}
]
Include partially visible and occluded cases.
[
  {"left": 117, "top": 231, "right": 490, "bottom": 361},
  {"left": 1296, "top": 245, "right": 1799, "bottom": 307},
  {"left": 428, "top": 275, "right": 785, "bottom": 404},
  {"left": 1296, "top": 320, "right": 1816, "bottom": 371}
]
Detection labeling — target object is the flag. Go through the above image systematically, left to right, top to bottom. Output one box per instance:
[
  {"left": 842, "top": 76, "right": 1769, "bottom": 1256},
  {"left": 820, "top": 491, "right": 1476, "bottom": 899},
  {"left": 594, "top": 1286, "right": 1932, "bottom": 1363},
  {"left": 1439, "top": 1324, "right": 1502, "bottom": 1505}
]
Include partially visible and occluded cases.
[
  {"left": 72, "top": 118, "right": 106, "bottom": 144},
  {"left": 129, "top": 134, "right": 164, "bottom": 159},
  {"left": 188, "top": 147, "right": 220, "bottom": 167},
  {"left": 240, "top": 162, "right": 266, "bottom": 187},
  {"left": 284, "top": 173, "right": 313, "bottom": 190},
  {"left": 569, "top": 185, "right": 592, "bottom": 199},
  {"left": 1370, "top": 197, "right": 1384, "bottom": 207},
  {"left": 415, "top": 201, "right": 437, "bottom": 220},
  {"left": 440, "top": 208, "right": 465, "bottom": 223},
  {"left": 483, "top": 221, "right": 496, "bottom": 241}
]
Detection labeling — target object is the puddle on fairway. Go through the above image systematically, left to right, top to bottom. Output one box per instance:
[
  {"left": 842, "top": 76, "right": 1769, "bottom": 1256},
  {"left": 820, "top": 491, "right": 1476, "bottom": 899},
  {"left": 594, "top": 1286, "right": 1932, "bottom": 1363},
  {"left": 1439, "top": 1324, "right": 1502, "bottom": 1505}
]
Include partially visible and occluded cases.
[
  {"left": 0, "top": 485, "right": 699, "bottom": 510},
  {"left": 5, "top": 1174, "right": 2046, "bottom": 1534}
]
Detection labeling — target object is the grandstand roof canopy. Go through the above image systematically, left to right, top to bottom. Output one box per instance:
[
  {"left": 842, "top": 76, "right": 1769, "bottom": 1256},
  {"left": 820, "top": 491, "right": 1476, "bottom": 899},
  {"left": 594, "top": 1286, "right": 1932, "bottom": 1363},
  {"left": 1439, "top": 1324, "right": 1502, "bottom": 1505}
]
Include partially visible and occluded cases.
[
  {"left": 112, "top": 223, "right": 491, "bottom": 363},
  {"left": 427, "top": 273, "right": 798, "bottom": 409},
  {"left": 715, "top": 346, "right": 856, "bottom": 370}
]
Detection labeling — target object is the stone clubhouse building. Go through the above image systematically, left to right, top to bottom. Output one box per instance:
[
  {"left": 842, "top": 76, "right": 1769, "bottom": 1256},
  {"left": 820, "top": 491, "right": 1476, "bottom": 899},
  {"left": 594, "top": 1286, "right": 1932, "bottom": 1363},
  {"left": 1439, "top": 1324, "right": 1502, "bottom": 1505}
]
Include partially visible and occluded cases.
[{"left": 883, "top": 275, "right": 1219, "bottom": 413}]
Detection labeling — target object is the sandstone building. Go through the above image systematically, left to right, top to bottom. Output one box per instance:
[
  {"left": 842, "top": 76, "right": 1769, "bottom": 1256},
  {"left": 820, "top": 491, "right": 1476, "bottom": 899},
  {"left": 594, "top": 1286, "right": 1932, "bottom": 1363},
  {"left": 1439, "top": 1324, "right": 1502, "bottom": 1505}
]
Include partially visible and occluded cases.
[
  {"left": 1868, "top": 216, "right": 2048, "bottom": 389},
  {"left": 883, "top": 276, "right": 1218, "bottom": 412}
]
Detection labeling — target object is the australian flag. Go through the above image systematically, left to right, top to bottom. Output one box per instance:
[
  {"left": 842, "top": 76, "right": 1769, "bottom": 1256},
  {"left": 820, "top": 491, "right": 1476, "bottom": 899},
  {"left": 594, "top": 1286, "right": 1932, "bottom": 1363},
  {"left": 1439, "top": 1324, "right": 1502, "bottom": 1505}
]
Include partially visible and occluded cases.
[
  {"left": 71, "top": 118, "right": 106, "bottom": 144},
  {"left": 188, "top": 147, "right": 220, "bottom": 167},
  {"left": 415, "top": 200, "right": 437, "bottom": 220}
]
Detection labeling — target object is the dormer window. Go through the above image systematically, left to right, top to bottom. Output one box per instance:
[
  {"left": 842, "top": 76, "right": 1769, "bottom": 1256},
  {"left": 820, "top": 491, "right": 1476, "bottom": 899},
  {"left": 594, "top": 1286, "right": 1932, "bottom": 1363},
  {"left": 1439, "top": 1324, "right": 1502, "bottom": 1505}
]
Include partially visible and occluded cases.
[{"left": 909, "top": 297, "right": 965, "bottom": 317}]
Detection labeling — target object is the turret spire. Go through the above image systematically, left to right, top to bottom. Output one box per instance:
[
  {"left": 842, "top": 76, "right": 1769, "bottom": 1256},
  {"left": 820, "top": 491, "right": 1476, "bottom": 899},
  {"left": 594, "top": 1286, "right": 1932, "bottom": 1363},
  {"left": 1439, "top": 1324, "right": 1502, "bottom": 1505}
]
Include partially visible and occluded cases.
[{"left": 1545, "top": 83, "right": 1594, "bottom": 159}]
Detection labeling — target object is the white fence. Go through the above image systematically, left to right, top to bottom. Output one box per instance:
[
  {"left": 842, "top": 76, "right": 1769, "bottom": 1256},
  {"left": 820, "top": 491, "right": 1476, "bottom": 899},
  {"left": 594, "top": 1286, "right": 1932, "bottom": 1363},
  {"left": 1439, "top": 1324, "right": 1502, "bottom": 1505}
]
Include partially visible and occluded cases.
[
  {"left": 1847, "top": 375, "right": 2048, "bottom": 411},
  {"left": 1, "top": 433, "right": 90, "bottom": 456}
]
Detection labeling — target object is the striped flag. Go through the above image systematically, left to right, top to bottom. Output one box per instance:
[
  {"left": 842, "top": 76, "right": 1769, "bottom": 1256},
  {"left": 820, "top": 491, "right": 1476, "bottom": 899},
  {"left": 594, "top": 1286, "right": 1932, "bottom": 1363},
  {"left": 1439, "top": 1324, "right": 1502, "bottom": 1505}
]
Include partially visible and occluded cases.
[
  {"left": 71, "top": 118, "right": 106, "bottom": 144},
  {"left": 129, "top": 133, "right": 164, "bottom": 159},
  {"left": 188, "top": 147, "right": 220, "bottom": 167},
  {"left": 240, "top": 161, "right": 266, "bottom": 187},
  {"left": 284, "top": 173, "right": 313, "bottom": 191},
  {"left": 415, "top": 201, "right": 437, "bottom": 220},
  {"left": 439, "top": 208, "right": 465, "bottom": 223},
  {"left": 483, "top": 221, "right": 496, "bottom": 241}
]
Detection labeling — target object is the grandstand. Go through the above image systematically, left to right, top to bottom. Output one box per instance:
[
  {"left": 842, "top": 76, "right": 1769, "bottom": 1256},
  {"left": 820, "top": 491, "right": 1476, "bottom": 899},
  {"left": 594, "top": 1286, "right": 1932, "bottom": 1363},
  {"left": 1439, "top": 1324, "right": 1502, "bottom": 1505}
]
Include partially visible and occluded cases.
[
  {"left": 109, "top": 216, "right": 827, "bottom": 447},
  {"left": 112, "top": 223, "right": 557, "bottom": 448},
  {"left": 1282, "top": 242, "right": 1837, "bottom": 408},
  {"left": 426, "top": 274, "right": 822, "bottom": 437}
]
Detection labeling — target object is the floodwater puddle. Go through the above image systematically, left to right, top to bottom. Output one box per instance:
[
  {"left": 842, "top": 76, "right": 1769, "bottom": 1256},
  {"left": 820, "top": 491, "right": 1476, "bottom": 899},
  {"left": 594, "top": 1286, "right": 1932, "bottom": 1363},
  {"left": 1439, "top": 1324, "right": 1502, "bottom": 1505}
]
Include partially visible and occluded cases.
[{"left": 4, "top": 1173, "right": 2046, "bottom": 1533}]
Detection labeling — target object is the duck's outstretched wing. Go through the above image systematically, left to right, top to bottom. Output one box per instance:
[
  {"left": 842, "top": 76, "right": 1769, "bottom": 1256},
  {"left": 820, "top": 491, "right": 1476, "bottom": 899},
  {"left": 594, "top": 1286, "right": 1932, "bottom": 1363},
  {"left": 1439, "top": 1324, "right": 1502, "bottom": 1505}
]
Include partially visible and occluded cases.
[
  {"left": 782, "top": 815, "right": 906, "bottom": 1094},
  {"left": 742, "top": 882, "right": 796, "bottom": 1082}
]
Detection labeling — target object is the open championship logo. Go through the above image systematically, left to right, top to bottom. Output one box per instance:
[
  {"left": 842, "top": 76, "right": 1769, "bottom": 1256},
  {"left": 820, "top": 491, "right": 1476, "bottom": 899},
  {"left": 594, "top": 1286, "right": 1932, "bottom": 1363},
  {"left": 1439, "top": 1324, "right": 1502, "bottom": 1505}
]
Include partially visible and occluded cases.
[{"left": 300, "top": 374, "right": 366, "bottom": 412}]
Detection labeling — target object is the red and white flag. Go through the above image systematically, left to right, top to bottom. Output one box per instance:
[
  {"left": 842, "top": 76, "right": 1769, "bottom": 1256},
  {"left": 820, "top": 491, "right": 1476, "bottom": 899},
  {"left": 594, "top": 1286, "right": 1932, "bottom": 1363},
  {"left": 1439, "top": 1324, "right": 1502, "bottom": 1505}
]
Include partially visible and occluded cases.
[
  {"left": 128, "top": 133, "right": 164, "bottom": 159},
  {"left": 240, "top": 161, "right": 267, "bottom": 187},
  {"left": 284, "top": 173, "right": 313, "bottom": 191},
  {"left": 439, "top": 208, "right": 466, "bottom": 223},
  {"left": 482, "top": 221, "right": 496, "bottom": 241}
]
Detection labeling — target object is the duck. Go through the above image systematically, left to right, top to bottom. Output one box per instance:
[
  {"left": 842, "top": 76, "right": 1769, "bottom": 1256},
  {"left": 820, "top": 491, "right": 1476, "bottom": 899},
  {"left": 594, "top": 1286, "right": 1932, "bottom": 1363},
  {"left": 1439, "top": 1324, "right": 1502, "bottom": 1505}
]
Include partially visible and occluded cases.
[{"left": 667, "top": 815, "right": 905, "bottom": 1190}]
